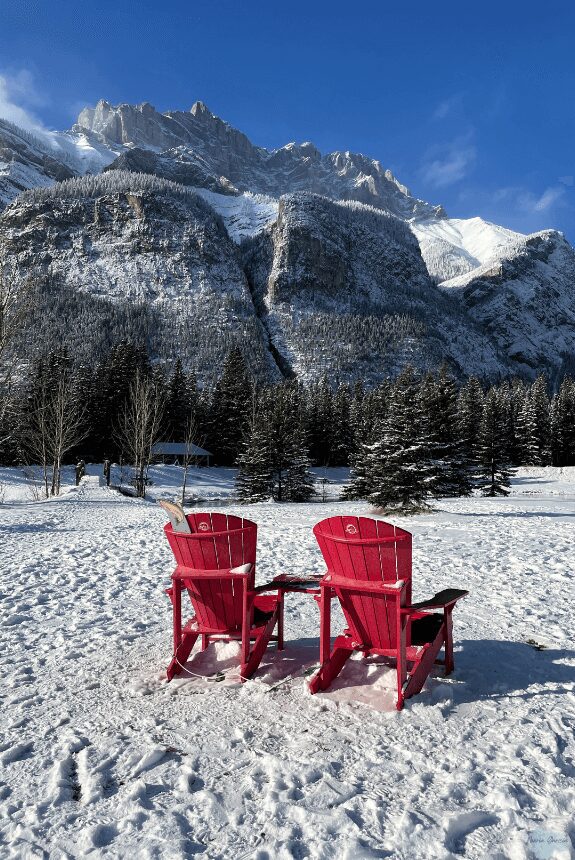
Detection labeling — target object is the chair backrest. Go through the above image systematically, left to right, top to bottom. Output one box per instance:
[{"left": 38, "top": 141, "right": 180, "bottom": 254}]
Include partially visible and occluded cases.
[
  {"left": 164, "top": 512, "right": 257, "bottom": 632},
  {"left": 313, "top": 515, "right": 412, "bottom": 651}
]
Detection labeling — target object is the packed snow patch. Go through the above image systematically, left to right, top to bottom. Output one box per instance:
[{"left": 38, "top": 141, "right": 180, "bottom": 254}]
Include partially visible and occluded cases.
[{"left": 0, "top": 466, "right": 574, "bottom": 858}]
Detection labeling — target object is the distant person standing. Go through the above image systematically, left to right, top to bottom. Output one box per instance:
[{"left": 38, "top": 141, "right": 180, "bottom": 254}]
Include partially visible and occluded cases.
[
  {"left": 103, "top": 459, "right": 111, "bottom": 486},
  {"left": 75, "top": 460, "right": 86, "bottom": 485}
]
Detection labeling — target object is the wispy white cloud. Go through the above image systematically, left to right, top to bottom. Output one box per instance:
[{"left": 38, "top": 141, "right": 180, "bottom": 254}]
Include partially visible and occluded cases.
[
  {"left": 0, "top": 69, "right": 48, "bottom": 133},
  {"left": 432, "top": 95, "right": 462, "bottom": 121},
  {"left": 420, "top": 134, "right": 476, "bottom": 188},
  {"left": 457, "top": 179, "right": 571, "bottom": 235},
  {"left": 493, "top": 184, "right": 567, "bottom": 215},
  {"left": 532, "top": 186, "right": 565, "bottom": 212}
]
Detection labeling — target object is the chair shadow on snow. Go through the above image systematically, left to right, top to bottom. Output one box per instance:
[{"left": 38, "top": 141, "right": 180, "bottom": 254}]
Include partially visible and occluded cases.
[
  {"left": 453, "top": 509, "right": 575, "bottom": 519},
  {"left": 176, "top": 636, "right": 575, "bottom": 714},
  {"left": 452, "top": 639, "right": 575, "bottom": 705}
]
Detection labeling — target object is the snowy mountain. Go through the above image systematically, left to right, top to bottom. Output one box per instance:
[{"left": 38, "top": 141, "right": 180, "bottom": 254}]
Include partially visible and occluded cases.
[
  {"left": 1, "top": 97, "right": 574, "bottom": 384},
  {"left": 80, "top": 100, "right": 443, "bottom": 220},
  {"left": 0, "top": 117, "right": 118, "bottom": 207},
  {"left": 411, "top": 216, "right": 525, "bottom": 284}
]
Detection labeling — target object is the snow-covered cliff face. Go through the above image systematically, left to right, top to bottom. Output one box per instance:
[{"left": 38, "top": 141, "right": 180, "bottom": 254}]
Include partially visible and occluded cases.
[
  {"left": 1, "top": 97, "right": 574, "bottom": 384},
  {"left": 0, "top": 118, "right": 118, "bottom": 208},
  {"left": 0, "top": 172, "right": 277, "bottom": 382},
  {"left": 240, "top": 193, "right": 510, "bottom": 383},
  {"left": 441, "top": 230, "right": 575, "bottom": 380}
]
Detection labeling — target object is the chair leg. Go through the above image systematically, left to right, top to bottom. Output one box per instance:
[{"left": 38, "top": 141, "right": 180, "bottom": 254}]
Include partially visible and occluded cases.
[
  {"left": 319, "top": 586, "right": 331, "bottom": 665},
  {"left": 277, "top": 592, "right": 284, "bottom": 651},
  {"left": 444, "top": 607, "right": 454, "bottom": 675},
  {"left": 241, "top": 608, "right": 280, "bottom": 680},
  {"left": 396, "top": 614, "right": 408, "bottom": 710},
  {"left": 403, "top": 629, "right": 445, "bottom": 700},
  {"left": 167, "top": 631, "right": 199, "bottom": 680},
  {"left": 201, "top": 634, "right": 210, "bottom": 651},
  {"left": 308, "top": 635, "right": 354, "bottom": 693}
]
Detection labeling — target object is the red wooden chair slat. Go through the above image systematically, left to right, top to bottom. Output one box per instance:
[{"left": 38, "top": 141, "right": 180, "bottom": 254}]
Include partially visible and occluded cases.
[
  {"left": 163, "top": 512, "right": 284, "bottom": 681},
  {"left": 309, "top": 515, "right": 467, "bottom": 709}
]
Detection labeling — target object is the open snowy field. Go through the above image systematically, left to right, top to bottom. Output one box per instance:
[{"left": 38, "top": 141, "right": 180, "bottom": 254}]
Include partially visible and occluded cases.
[{"left": 1, "top": 466, "right": 574, "bottom": 859}]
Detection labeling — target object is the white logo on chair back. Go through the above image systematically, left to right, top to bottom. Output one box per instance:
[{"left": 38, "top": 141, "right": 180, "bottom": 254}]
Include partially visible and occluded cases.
[
  {"left": 198, "top": 521, "right": 209, "bottom": 532},
  {"left": 345, "top": 523, "right": 358, "bottom": 535}
]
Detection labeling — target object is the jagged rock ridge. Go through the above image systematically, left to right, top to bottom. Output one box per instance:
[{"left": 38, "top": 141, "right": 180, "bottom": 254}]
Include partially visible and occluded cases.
[{"left": 0, "top": 98, "right": 574, "bottom": 385}]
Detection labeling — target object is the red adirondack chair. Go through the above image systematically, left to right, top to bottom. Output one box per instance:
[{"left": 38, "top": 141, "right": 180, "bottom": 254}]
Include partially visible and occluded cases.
[
  {"left": 164, "top": 512, "right": 284, "bottom": 681},
  {"left": 308, "top": 515, "right": 468, "bottom": 710}
]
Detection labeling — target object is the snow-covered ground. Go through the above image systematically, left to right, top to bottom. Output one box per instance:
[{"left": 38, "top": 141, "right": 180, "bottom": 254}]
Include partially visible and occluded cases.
[{"left": 1, "top": 466, "right": 574, "bottom": 859}]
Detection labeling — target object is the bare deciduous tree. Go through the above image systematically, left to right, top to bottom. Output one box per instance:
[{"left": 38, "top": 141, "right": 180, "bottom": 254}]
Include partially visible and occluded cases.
[
  {"left": 23, "top": 371, "right": 86, "bottom": 497},
  {"left": 115, "top": 371, "right": 165, "bottom": 498},
  {"left": 180, "top": 409, "right": 203, "bottom": 506}
]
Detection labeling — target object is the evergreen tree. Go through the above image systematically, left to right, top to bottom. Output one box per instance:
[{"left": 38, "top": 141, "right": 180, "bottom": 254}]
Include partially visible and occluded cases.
[
  {"left": 208, "top": 347, "right": 252, "bottom": 465},
  {"left": 164, "top": 360, "right": 190, "bottom": 441},
  {"left": 364, "top": 367, "right": 437, "bottom": 512},
  {"left": 419, "top": 367, "right": 471, "bottom": 497},
  {"left": 530, "top": 374, "right": 551, "bottom": 464},
  {"left": 457, "top": 376, "right": 484, "bottom": 467},
  {"left": 550, "top": 376, "right": 575, "bottom": 466},
  {"left": 344, "top": 380, "right": 391, "bottom": 500},
  {"left": 331, "top": 383, "right": 353, "bottom": 466},
  {"left": 235, "top": 384, "right": 315, "bottom": 502},
  {"left": 476, "top": 389, "right": 514, "bottom": 495},
  {"left": 515, "top": 396, "right": 540, "bottom": 464},
  {"left": 236, "top": 403, "right": 274, "bottom": 502},
  {"left": 283, "top": 415, "right": 316, "bottom": 501}
]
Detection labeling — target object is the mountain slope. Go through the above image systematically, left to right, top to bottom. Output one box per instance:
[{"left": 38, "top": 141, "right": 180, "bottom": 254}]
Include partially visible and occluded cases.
[
  {"left": 0, "top": 98, "right": 574, "bottom": 385},
  {"left": 79, "top": 99, "right": 443, "bottom": 219},
  {"left": 0, "top": 118, "right": 119, "bottom": 209},
  {"left": 1, "top": 171, "right": 278, "bottom": 381},
  {"left": 241, "top": 193, "right": 509, "bottom": 383},
  {"left": 411, "top": 215, "right": 525, "bottom": 283},
  {"left": 440, "top": 229, "right": 575, "bottom": 380}
]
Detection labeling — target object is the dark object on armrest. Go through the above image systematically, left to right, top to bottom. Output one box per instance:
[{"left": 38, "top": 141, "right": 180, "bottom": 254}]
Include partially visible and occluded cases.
[
  {"left": 259, "top": 575, "right": 323, "bottom": 592},
  {"left": 410, "top": 588, "right": 468, "bottom": 610},
  {"left": 411, "top": 613, "right": 444, "bottom": 646}
]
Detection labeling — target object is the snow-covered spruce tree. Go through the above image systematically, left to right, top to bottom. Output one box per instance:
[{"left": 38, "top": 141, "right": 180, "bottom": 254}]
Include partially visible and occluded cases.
[
  {"left": 207, "top": 347, "right": 253, "bottom": 466},
  {"left": 164, "top": 360, "right": 191, "bottom": 441},
  {"left": 366, "top": 366, "right": 438, "bottom": 513},
  {"left": 418, "top": 367, "right": 471, "bottom": 497},
  {"left": 530, "top": 374, "right": 551, "bottom": 464},
  {"left": 457, "top": 376, "right": 484, "bottom": 468},
  {"left": 550, "top": 376, "right": 575, "bottom": 466},
  {"left": 306, "top": 377, "right": 334, "bottom": 465},
  {"left": 343, "top": 381, "right": 391, "bottom": 501},
  {"left": 331, "top": 383, "right": 354, "bottom": 466},
  {"left": 236, "top": 385, "right": 315, "bottom": 503},
  {"left": 268, "top": 385, "right": 315, "bottom": 502},
  {"left": 475, "top": 389, "right": 514, "bottom": 496},
  {"left": 515, "top": 394, "right": 540, "bottom": 465},
  {"left": 235, "top": 406, "right": 275, "bottom": 503},
  {"left": 283, "top": 417, "right": 317, "bottom": 501}
]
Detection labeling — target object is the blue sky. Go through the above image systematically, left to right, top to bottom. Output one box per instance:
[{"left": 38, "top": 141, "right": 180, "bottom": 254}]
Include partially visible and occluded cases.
[{"left": 1, "top": 0, "right": 573, "bottom": 240}]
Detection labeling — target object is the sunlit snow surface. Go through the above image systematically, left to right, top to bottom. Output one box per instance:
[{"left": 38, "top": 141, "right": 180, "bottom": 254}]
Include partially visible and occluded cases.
[
  {"left": 194, "top": 188, "right": 279, "bottom": 242},
  {"left": 411, "top": 216, "right": 525, "bottom": 284},
  {"left": 0, "top": 466, "right": 574, "bottom": 858}
]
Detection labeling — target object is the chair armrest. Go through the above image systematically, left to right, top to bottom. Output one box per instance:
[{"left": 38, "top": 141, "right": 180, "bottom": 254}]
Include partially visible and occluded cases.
[
  {"left": 173, "top": 565, "right": 250, "bottom": 582},
  {"left": 324, "top": 574, "right": 407, "bottom": 596},
  {"left": 253, "top": 581, "right": 286, "bottom": 593},
  {"left": 408, "top": 588, "right": 469, "bottom": 610}
]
